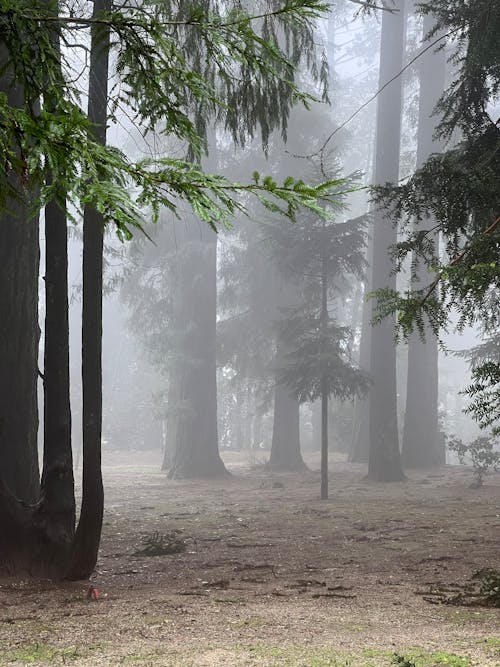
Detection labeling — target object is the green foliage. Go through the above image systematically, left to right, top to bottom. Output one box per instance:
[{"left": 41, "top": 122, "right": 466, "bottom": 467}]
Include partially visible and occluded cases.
[
  {"left": 0, "top": 0, "right": 338, "bottom": 234},
  {"left": 372, "top": 1, "right": 500, "bottom": 436},
  {"left": 267, "top": 169, "right": 369, "bottom": 404},
  {"left": 278, "top": 309, "right": 370, "bottom": 402},
  {"left": 459, "top": 339, "right": 500, "bottom": 436},
  {"left": 448, "top": 435, "right": 500, "bottom": 488}
]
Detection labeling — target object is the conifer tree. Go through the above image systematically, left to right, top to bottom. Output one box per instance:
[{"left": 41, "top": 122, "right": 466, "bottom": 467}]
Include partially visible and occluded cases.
[
  {"left": 0, "top": 0, "right": 341, "bottom": 576},
  {"left": 373, "top": 0, "right": 500, "bottom": 439}
]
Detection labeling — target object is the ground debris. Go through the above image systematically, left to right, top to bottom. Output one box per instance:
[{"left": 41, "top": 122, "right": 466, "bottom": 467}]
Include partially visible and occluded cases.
[{"left": 134, "top": 530, "right": 186, "bottom": 556}]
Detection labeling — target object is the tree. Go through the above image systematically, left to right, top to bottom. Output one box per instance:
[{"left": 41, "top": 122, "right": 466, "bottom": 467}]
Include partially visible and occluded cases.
[
  {"left": 0, "top": 0, "right": 341, "bottom": 576},
  {"left": 39, "top": 0, "right": 75, "bottom": 567},
  {"left": 66, "top": 0, "right": 111, "bottom": 581},
  {"left": 119, "top": 0, "right": 333, "bottom": 477},
  {"left": 367, "top": 0, "right": 406, "bottom": 482},
  {"left": 372, "top": 0, "right": 500, "bottom": 440},
  {"left": 401, "top": 14, "right": 446, "bottom": 468},
  {"left": 0, "top": 51, "right": 40, "bottom": 508},
  {"left": 269, "top": 173, "right": 369, "bottom": 497}
]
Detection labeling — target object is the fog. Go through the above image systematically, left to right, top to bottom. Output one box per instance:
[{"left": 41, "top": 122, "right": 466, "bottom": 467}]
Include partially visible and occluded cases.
[
  {"left": 2, "top": 2, "right": 499, "bottom": 664},
  {"left": 52, "top": 6, "right": 484, "bottom": 473}
]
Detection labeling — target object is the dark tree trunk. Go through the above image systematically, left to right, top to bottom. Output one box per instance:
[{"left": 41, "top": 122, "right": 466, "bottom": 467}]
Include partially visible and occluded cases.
[
  {"left": 66, "top": 0, "right": 111, "bottom": 580},
  {"left": 367, "top": 0, "right": 406, "bottom": 482},
  {"left": 38, "top": 3, "right": 75, "bottom": 565},
  {"left": 402, "top": 16, "right": 445, "bottom": 469},
  {"left": 0, "top": 53, "right": 40, "bottom": 506},
  {"left": 39, "top": 177, "right": 75, "bottom": 562},
  {"left": 168, "top": 230, "right": 228, "bottom": 478}
]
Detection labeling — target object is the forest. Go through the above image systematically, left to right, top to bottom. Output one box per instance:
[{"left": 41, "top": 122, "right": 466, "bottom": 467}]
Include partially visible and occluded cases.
[{"left": 0, "top": 0, "right": 499, "bottom": 665}]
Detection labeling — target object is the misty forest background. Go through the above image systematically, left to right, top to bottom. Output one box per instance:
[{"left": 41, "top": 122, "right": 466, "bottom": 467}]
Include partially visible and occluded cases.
[{"left": 0, "top": 0, "right": 499, "bottom": 585}]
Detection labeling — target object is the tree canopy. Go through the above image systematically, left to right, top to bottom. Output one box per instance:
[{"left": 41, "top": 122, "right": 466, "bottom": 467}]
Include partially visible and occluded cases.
[{"left": 0, "top": 0, "right": 344, "bottom": 234}]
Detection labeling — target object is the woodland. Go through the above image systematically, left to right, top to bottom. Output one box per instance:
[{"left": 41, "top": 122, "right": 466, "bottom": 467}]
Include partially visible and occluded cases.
[{"left": 0, "top": 1, "right": 499, "bottom": 666}]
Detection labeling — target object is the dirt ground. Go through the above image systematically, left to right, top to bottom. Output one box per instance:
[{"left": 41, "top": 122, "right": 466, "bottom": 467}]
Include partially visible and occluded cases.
[{"left": 0, "top": 451, "right": 499, "bottom": 667}]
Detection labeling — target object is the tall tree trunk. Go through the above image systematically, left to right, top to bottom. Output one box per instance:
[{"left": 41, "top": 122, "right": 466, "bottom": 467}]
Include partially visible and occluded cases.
[
  {"left": 39, "top": 0, "right": 75, "bottom": 565},
  {"left": 66, "top": 0, "right": 111, "bottom": 580},
  {"left": 367, "top": 0, "right": 406, "bottom": 482},
  {"left": 402, "top": 16, "right": 445, "bottom": 468},
  {"left": 0, "top": 50, "right": 40, "bottom": 505},
  {"left": 168, "top": 227, "right": 227, "bottom": 478},
  {"left": 320, "top": 227, "right": 329, "bottom": 499},
  {"left": 349, "top": 245, "right": 372, "bottom": 464},
  {"left": 269, "top": 274, "right": 305, "bottom": 471},
  {"left": 269, "top": 380, "right": 304, "bottom": 470}
]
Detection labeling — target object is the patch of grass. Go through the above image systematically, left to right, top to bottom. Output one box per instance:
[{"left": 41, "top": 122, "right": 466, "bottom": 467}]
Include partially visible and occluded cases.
[
  {"left": 438, "top": 607, "right": 486, "bottom": 625},
  {"left": 232, "top": 616, "right": 267, "bottom": 630},
  {"left": 481, "top": 637, "right": 500, "bottom": 655},
  {"left": 0, "top": 642, "right": 87, "bottom": 664},
  {"left": 245, "top": 644, "right": 353, "bottom": 666},
  {"left": 119, "top": 648, "right": 169, "bottom": 664},
  {"left": 363, "top": 649, "right": 395, "bottom": 659},
  {"left": 392, "top": 650, "right": 469, "bottom": 667}
]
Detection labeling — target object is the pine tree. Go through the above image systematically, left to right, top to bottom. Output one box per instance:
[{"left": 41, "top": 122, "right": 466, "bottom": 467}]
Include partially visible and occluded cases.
[
  {"left": 0, "top": 0, "right": 340, "bottom": 576},
  {"left": 372, "top": 0, "right": 500, "bottom": 439}
]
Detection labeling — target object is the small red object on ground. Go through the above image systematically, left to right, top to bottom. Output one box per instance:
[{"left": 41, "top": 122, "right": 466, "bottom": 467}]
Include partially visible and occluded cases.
[{"left": 86, "top": 585, "right": 100, "bottom": 601}]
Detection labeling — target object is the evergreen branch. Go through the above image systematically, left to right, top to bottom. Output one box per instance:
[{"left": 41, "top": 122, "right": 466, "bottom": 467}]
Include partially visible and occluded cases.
[
  {"left": 347, "top": 0, "right": 398, "bottom": 13},
  {"left": 18, "top": 2, "right": 328, "bottom": 29},
  {"left": 419, "top": 215, "right": 500, "bottom": 307}
]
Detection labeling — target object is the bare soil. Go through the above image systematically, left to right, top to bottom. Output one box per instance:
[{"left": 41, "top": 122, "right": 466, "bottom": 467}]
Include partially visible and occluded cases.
[{"left": 1, "top": 451, "right": 499, "bottom": 666}]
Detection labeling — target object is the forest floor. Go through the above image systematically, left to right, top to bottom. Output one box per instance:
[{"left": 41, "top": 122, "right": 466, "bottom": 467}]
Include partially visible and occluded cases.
[{"left": 0, "top": 451, "right": 499, "bottom": 667}]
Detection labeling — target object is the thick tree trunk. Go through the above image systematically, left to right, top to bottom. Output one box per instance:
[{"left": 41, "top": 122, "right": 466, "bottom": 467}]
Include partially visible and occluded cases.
[
  {"left": 66, "top": 0, "right": 110, "bottom": 580},
  {"left": 367, "top": 0, "right": 406, "bottom": 482},
  {"left": 38, "top": 3, "right": 75, "bottom": 565},
  {"left": 402, "top": 16, "right": 445, "bottom": 469},
  {"left": 0, "top": 54, "right": 40, "bottom": 505},
  {"left": 39, "top": 177, "right": 75, "bottom": 563},
  {"left": 168, "top": 230, "right": 227, "bottom": 478},
  {"left": 269, "top": 275, "right": 305, "bottom": 471},
  {"left": 269, "top": 380, "right": 304, "bottom": 470}
]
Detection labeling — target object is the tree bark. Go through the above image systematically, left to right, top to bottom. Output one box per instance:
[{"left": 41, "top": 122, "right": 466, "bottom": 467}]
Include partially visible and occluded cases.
[
  {"left": 66, "top": 0, "right": 111, "bottom": 580},
  {"left": 367, "top": 0, "right": 406, "bottom": 482},
  {"left": 39, "top": 2, "right": 75, "bottom": 565},
  {"left": 402, "top": 16, "right": 445, "bottom": 468},
  {"left": 0, "top": 51, "right": 40, "bottom": 505},
  {"left": 168, "top": 228, "right": 228, "bottom": 478},
  {"left": 320, "top": 233, "right": 329, "bottom": 498},
  {"left": 349, "top": 246, "right": 372, "bottom": 464},
  {"left": 269, "top": 271, "right": 305, "bottom": 471},
  {"left": 269, "top": 379, "right": 305, "bottom": 471}
]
